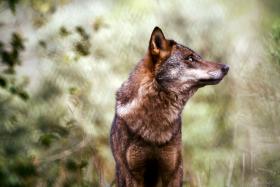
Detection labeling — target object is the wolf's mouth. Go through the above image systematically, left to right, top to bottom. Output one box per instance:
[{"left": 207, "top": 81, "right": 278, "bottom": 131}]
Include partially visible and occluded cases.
[{"left": 198, "top": 78, "right": 222, "bottom": 85}]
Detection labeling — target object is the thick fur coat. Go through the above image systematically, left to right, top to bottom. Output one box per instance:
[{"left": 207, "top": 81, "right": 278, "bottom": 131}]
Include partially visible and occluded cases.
[{"left": 110, "top": 27, "right": 229, "bottom": 187}]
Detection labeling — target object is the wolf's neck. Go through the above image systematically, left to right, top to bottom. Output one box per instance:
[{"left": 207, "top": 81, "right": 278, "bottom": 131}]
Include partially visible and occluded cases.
[{"left": 116, "top": 75, "right": 195, "bottom": 144}]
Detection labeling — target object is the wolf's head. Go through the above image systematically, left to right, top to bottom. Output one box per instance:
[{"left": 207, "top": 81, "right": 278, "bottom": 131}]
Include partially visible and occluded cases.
[{"left": 148, "top": 27, "right": 229, "bottom": 94}]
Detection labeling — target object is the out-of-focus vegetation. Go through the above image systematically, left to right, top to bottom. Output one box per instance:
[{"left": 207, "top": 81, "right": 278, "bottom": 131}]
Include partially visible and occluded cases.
[{"left": 0, "top": 0, "right": 279, "bottom": 186}]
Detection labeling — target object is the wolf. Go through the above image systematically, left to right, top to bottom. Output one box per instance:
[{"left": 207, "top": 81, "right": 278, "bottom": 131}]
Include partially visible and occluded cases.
[{"left": 110, "top": 27, "right": 229, "bottom": 187}]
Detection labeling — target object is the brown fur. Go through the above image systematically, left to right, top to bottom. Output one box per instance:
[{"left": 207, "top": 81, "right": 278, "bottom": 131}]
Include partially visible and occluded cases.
[{"left": 110, "top": 27, "right": 229, "bottom": 187}]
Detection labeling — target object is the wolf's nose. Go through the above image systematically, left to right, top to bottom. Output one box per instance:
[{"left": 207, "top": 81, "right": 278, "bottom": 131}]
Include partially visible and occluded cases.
[{"left": 221, "top": 64, "right": 229, "bottom": 74}]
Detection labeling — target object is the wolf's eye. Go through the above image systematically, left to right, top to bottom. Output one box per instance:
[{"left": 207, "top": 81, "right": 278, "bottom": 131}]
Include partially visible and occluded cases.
[{"left": 185, "top": 56, "right": 195, "bottom": 62}]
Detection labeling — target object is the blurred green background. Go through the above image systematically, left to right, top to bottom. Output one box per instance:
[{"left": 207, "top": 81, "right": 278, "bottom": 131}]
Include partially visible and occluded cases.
[{"left": 0, "top": 0, "right": 280, "bottom": 186}]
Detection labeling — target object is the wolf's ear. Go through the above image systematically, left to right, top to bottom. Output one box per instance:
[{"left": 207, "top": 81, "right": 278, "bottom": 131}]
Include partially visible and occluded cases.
[{"left": 149, "top": 27, "right": 169, "bottom": 59}]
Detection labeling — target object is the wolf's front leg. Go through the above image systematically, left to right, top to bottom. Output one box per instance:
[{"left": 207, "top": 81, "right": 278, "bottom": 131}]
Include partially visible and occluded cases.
[
  {"left": 162, "top": 162, "right": 183, "bottom": 187},
  {"left": 169, "top": 163, "right": 183, "bottom": 187},
  {"left": 115, "top": 164, "right": 142, "bottom": 187}
]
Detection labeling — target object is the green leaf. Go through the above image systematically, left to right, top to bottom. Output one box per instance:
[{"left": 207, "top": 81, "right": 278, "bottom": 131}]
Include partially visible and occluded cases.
[
  {"left": 8, "top": 0, "right": 20, "bottom": 14},
  {"left": 59, "top": 26, "right": 71, "bottom": 37},
  {"left": 76, "top": 26, "right": 90, "bottom": 40},
  {"left": 11, "top": 33, "right": 25, "bottom": 51},
  {"left": 75, "top": 42, "right": 90, "bottom": 56},
  {"left": 0, "top": 76, "right": 7, "bottom": 88},
  {"left": 9, "top": 85, "right": 17, "bottom": 94},
  {"left": 69, "top": 87, "right": 79, "bottom": 95},
  {"left": 18, "top": 90, "right": 29, "bottom": 100},
  {"left": 39, "top": 133, "right": 60, "bottom": 147},
  {"left": 66, "top": 159, "right": 78, "bottom": 171}
]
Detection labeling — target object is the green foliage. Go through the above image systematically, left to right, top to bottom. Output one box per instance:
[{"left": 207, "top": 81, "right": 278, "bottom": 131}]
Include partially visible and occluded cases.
[
  {"left": 7, "top": 0, "right": 20, "bottom": 14},
  {"left": 271, "top": 22, "right": 280, "bottom": 66},
  {"left": 59, "top": 26, "right": 71, "bottom": 37},
  {"left": 74, "top": 26, "right": 91, "bottom": 56},
  {"left": 0, "top": 31, "right": 34, "bottom": 185},
  {"left": 0, "top": 33, "right": 25, "bottom": 73},
  {"left": 0, "top": 76, "right": 7, "bottom": 87},
  {"left": 39, "top": 133, "right": 60, "bottom": 147}
]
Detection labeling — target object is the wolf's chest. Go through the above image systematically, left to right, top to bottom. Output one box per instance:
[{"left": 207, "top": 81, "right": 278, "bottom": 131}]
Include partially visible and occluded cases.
[{"left": 125, "top": 141, "right": 180, "bottom": 175}]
